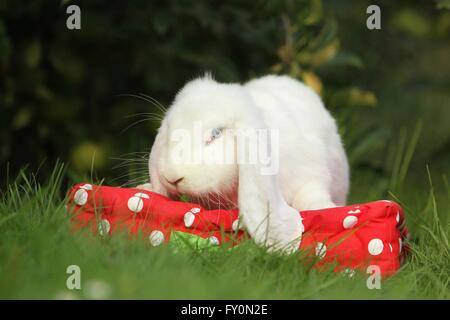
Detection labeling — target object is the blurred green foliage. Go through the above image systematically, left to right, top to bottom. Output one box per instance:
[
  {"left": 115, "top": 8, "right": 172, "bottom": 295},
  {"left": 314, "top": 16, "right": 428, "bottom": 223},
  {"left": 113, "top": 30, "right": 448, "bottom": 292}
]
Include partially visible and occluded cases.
[
  {"left": 0, "top": 0, "right": 449, "bottom": 192},
  {"left": 0, "top": 0, "right": 366, "bottom": 184}
]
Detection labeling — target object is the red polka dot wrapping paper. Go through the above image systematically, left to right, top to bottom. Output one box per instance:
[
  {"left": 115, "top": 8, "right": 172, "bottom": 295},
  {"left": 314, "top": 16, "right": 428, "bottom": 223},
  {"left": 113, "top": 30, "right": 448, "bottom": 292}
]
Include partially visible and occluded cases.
[{"left": 67, "top": 183, "right": 410, "bottom": 277}]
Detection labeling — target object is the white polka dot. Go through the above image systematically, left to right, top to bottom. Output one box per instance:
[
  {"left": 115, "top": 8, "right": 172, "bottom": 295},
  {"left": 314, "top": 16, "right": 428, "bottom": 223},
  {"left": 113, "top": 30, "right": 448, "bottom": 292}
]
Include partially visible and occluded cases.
[
  {"left": 80, "top": 184, "right": 93, "bottom": 190},
  {"left": 74, "top": 189, "right": 88, "bottom": 206},
  {"left": 134, "top": 192, "right": 150, "bottom": 199},
  {"left": 127, "top": 195, "right": 144, "bottom": 213},
  {"left": 381, "top": 200, "right": 392, "bottom": 203},
  {"left": 191, "top": 207, "right": 201, "bottom": 214},
  {"left": 347, "top": 209, "right": 361, "bottom": 214},
  {"left": 184, "top": 211, "right": 195, "bottom": 227},
  {"left": 396, "top": 211, "right": 400, "bottom": 224},
  {"left": 343, "top": 216, "right": 358, "bottom": 229},
  {"left": 98, "top": 219, "right": 110, "bottom": 236},
  {"left": 149, "top": 230, "right": 164, "bottom": 246},
  {"left": 208, "top": 236, "right": 219, "bottom": 245},
  {"left": 368, "top": 238, "right": 384, "bottom": 256},
  {"left": 399, "top": 238, "right": 402, "bottom": 253},
  {"left": 315, "top": 242, "right": 327, "bottom": 259},
  {"left": 389, "top": 243, "right": 393, "bottom": 253}
]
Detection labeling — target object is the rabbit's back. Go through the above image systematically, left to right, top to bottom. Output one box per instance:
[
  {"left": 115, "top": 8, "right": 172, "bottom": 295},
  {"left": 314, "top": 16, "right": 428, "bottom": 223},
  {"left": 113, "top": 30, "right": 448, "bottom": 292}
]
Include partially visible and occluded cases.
[
  {"left": 244, "top": 75, "right": 349, "bottom": 207},
  {"left": 244, "top": 75, "right": 336, "bottom": 136}
]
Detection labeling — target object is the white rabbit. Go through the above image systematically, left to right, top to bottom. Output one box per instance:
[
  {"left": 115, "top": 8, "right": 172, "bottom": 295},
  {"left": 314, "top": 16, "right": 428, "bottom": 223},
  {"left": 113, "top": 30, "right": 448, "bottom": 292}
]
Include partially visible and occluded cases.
[{"left": 142, "top": 74, "right": 349, "bottom": 252}]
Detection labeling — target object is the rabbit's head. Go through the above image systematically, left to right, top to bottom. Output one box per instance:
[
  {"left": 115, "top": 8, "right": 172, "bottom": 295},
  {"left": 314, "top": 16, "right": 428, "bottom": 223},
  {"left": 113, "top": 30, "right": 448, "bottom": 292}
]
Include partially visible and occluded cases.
[{"left": 150, "top": 75, "right": 274, "bottom": 209}]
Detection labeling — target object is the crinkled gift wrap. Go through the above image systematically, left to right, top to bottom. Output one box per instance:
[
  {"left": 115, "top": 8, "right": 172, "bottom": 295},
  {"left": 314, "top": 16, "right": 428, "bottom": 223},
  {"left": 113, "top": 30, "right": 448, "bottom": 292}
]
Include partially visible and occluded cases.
[{"left": 67, "top": 183, "right": 410, "bottom": 276}]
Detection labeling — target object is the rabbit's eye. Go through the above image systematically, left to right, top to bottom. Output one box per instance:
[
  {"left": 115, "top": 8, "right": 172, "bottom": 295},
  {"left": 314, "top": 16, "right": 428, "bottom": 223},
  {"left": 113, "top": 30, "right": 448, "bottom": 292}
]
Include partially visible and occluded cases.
[
  {"left": 206, "top": 128, "right": 223, "bottom": 145},
  {"left": 212, "top": 128, "right": 222, "bottom": 139}
]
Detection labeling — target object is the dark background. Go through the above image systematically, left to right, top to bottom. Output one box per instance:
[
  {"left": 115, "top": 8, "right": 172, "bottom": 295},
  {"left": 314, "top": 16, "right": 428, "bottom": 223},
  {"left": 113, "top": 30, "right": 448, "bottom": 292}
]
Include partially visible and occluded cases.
[{"left": 0, "top": 0, "right": 449, "bottom": 200}]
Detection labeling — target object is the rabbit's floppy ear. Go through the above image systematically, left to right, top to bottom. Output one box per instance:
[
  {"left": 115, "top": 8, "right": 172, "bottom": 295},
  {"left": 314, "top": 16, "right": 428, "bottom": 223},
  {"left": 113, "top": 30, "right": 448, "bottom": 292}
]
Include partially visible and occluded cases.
[
  {"left": 234, "top": 114, "right": 303, "bottom": 252},
  {"left": 149, "top": 122, "right": 169, "bottom": 197}
]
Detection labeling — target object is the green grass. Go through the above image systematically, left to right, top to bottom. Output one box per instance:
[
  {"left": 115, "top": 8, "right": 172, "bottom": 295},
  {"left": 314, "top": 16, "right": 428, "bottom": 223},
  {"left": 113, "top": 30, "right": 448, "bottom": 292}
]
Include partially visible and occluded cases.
[
  {"left": 1, "top": 121, "right": 449, "bottom": 300},
  {"left": 0, "top": 158, "right": 448, "bottom": 300}
]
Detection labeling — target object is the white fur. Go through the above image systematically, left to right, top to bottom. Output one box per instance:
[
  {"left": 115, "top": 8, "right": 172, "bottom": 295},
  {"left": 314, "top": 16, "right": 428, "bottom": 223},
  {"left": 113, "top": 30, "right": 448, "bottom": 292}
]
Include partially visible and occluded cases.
[{"left": 147, "top": 74, "right": 349, "bottom": 251}]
